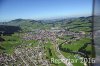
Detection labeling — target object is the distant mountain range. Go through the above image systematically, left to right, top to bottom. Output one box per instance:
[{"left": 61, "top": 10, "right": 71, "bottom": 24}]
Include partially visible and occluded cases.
[
  {"left": 0, "top": 16, "right": 92, "bottom": 34},
  {"left": 0, "top": 16, "right": 92, "bottom": 25}
]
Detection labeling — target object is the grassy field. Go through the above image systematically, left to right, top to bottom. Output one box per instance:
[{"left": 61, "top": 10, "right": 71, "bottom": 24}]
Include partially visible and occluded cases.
[
  {"left": 0, "top": 33, "right": 22, "bottom": 54},
  {"left": 0, "top": 33, "right": 39, "bottom": 54},
  {"left": 59, "top": 37, "right": 92, "bottom": 66},
  {"left": 62, "top": 38, "right": 92, "bottom": 51},
  {"left": 44, "top": 39, "right": 66, "bottom": 66},
  {"left": 61, "top": 51, "right": 84, "bottom": 66}
]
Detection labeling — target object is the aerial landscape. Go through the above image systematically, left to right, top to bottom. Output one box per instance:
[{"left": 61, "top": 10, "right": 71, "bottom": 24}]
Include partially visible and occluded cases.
[
  {"left": 0, "top": 0, "right": 94, "bottom": 66},
  {"left": 0, "top": 16, "right": 94, "bottom": 66}
]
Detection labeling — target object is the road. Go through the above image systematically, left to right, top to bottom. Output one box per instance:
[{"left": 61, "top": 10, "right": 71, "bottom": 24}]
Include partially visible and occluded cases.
[{"left": 55, "top": 41, "right": 73, "bottom": 66}]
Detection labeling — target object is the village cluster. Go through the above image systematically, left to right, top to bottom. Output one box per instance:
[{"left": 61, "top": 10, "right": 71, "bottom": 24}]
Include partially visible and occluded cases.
[{"left": 0, "top": 27, "right": 91, "bottom": 66}]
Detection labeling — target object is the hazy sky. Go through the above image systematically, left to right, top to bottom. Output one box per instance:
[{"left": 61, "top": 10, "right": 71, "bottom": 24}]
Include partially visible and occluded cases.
[{"left": 0, "top": 0, "right": 93, "bottom": 22}]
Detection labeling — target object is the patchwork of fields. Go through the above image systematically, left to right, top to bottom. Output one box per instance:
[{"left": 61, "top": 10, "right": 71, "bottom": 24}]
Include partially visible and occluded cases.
[{"left": 0, "top": 16, "right": 93, "bottom": 66}]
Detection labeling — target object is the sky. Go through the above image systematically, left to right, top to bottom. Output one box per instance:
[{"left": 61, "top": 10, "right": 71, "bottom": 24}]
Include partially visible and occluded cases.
[{"left": 0, "top": 0, "right": 93, "bottom": 22}]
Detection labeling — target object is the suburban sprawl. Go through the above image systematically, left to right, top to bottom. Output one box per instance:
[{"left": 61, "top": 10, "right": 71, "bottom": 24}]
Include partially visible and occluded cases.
[{"left": 0, "top": 16, "right": 94, "bottom": 66}]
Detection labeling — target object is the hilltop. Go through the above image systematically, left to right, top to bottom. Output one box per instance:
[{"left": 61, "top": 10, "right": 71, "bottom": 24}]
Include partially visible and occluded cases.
[{"left": 0, "top": 16, "right": 92, "bottom": 32}]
